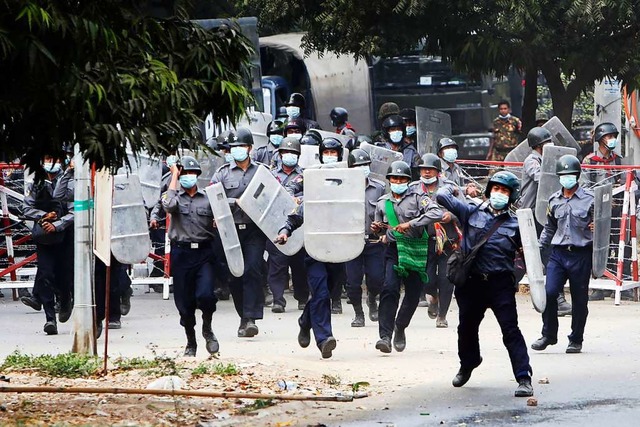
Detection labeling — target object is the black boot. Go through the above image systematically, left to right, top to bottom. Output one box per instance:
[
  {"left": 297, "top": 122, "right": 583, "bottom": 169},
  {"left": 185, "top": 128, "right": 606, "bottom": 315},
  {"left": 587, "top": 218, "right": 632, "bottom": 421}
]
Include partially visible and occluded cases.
[
  {"left": 557, "top": 292, "right": 572, "bottom": 317},
  {"left": 367, "top": 293, "right": 378, "bottom": 322},
  {"left": 351, "top": 303, "right": 365, "bottom": 327},
  {"left": 202, "top": 312, "right": 219, "bottom": 354},
  {"left": 184, "top": 328, "right": 197, "bottom": 357}
]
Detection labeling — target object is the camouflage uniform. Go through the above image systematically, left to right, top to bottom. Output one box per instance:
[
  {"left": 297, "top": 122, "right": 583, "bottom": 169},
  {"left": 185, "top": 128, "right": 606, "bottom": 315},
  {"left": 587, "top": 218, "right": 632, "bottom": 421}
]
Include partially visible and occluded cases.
[{"left": 491, "top": 116, "right": 522, "bottom": 161}]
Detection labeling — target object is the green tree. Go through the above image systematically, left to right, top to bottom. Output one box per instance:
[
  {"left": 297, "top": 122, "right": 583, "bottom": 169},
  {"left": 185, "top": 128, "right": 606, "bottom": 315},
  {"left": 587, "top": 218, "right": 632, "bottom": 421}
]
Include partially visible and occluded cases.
[{"left": 0, "top": 0, "right": 254, "bottom": 171}]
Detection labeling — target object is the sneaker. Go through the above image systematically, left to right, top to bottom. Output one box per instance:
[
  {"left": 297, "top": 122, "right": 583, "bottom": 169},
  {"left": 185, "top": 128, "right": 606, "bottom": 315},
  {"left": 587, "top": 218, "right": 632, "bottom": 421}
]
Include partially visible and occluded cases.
[
  {"left": 588, "top": 289, "right": 606, "bottom": 301},
  {"left": 557, "top": 293, "right": 572, "bottom": 316},
  {"left": 21, "top": 296, "right": 42, "bottom": 312},
  {"left": 108, "top": 320, "right": 121, "bottom": 329},
  {"left": 43, "top": 321, "right": 58, "bottom": 335},
  {"left": 566, "top": 341, "right": 582, "bottom": 353},
  {"left": 514, "top": 377, "right": 534, "bottom": 397}
]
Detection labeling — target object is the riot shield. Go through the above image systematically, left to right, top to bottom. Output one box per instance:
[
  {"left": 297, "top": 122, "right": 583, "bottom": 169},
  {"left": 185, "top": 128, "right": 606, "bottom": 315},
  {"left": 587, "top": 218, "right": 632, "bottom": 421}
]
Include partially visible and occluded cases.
[
  {"left": 416, "top": 107, "right": 452, "bottom": 155},
  {"left": 505, "top": 116, "right": 582, "bottom": 163},
  {"left": 316, "top": 130, "right": 352, "bottom": 147},
  {"left": 359, "top": 141, "right": 403, "bottom": 182},
  {"left": 298, "top": 145, "right": 321, "bottom": 169},
  {"left": 534, "top": 145, "right": 577, "bottom": 225},
  {"left": 179, "top": 148, "right": 225, "bottom": 189},
  {"left": 117, "top": 151, "right": 163, "bottom": 210},
  {"left": 305, "top": 161, "right": 349, "bottom": 170},
  {"left": 236, "top": 166, "right": 304, "bottom": 256},
  {"left": 303, "top": 168, "right": 365, "bottom": 263},
  {"left": 111, "top": 174, "right": 152, "bottom": 264},
  {"left": 206, "top": 183, "right": 245, "bottom": 278},
  {"left": 592, "top": 183, "right": 613, "bottom": 277},
  {"left": 516, "top": 208, "right": 546, "bottom": 313}
]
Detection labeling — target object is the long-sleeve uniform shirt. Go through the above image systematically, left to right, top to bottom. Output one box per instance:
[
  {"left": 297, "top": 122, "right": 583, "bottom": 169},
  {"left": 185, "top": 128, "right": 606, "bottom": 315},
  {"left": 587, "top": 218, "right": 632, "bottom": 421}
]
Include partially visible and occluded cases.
[
  {"left": 252, "top": 144, "right": 281, "bottom": 169},
  {"left": 519, "top": 150, "right": 542, "bottom": 211},
  {"left": 210, "top": 161, "right": 267, "bottom": 224},
  {"left": 271, "top": 164, "right": 304, "bottom": 198},
  {"left": 24, "top": 173, "right": 72, "bottom": 232},
  {"left": 365, "top": 178, "right": 387, "bottom": 235},
  {"left": 539, "top": 186, "right": 594, "bottom": 247},
  {"left": 162, "top": 188, "right": 216, "bottom": 243},
  {"left": 374, "top": 189, "right": 444, "bottom": 242}
]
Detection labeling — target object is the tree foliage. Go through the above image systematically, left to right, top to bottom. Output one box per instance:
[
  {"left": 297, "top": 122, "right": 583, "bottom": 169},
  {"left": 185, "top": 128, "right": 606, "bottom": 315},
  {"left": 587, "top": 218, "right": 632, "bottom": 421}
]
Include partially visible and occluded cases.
[{"left": 0, "top": 0, "right": 254, "bottom": 171}]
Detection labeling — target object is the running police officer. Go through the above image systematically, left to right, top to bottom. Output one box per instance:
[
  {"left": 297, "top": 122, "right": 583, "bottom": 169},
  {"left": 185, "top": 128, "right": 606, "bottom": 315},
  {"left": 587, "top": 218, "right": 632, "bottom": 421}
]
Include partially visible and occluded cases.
[
  {"left": 252, "top": 120, "right": 285, "bottom": 168},
  {"left": 211, "top": 127, "right": 268, "bottom": 337},
  {"left": 345, "top": 149, "right": 386, "bottom": 327},
  {"left": 532, "top": 155, "right": 594, "bottom": 354},
  {"left": 162, "top": 156, "right": 219, "bottom": 356},
  {"left": 371, "top": 161, "right": 444, "bottom": 353},
  {"left": 436, "top": 171, "right": 534, "bottom": 398}
]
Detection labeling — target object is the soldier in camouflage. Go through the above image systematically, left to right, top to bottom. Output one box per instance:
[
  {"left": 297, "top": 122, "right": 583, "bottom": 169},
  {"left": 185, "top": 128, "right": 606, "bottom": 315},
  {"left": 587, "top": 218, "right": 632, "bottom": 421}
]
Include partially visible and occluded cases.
[{"left": 489, "top": 101, "right": 522, "bottom": 162}]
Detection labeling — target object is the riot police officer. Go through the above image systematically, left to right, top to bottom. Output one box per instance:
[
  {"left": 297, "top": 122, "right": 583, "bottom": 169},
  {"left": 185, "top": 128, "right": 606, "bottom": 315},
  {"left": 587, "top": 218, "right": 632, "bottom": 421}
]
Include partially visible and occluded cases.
[
  {"left": 285, "top": 93, "right": 321, "bottom": 130},
  {"left": 330, "top": 107, "right": 356, "bottom": 137},
  {"left": 399, "top": 108, "right": 417, "bottom": 147},
  {"left": 381, "top": 115, "right": 420, "bottom": 171},
  {"left": 284, "top": 118, "right": 307, "bottom": 141},
  {"left": 252, "top": 120, "right": 284, "bottom": 167},
  {"left": 582, "top": 122, "right": 621, "bottom": 187},
  {"left": 211, "top": 127, "right": 268, "bottom": 337},
  {"left": 300, "top": 129, "right": 323, "bottom": 146},
  {"left": 436, "top": 137, "right": 480, "bottom": 198},
  {"left": 346, "top": 149, "right": 386, "bottom": 327},
  {"left": 533, "top": 155, "right": 594, "bottom": 354},
  {"left": 162, "top": 156, "right": 219, "bottom": 356},
  {"left": 371, "top": 161, "right": 444, "bottom": 353},
  {"left": 436, "top": 171, "right": 534, "bottom": 398}
]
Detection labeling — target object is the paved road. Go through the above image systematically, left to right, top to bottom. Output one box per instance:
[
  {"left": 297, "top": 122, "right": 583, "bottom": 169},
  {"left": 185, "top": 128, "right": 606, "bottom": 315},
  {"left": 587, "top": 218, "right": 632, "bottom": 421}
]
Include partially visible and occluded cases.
[{"left": 1, "top": 288, "right": 640, "bottom": 426}]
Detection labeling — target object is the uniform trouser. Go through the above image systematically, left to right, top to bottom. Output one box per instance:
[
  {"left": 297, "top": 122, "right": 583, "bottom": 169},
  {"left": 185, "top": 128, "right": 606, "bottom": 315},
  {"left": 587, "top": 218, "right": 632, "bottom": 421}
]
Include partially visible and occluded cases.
[
  {"left": 229, "top": 225, "right": 266, "bottom": 320},
  {"left": 149, "top": 227, "right": 166, "bottom": 277},
  {"left": 211, "top": 234, "right": 230, "bottom": 289},
  {"left": 34, "top": 238, "right": 70, "bottom": 322},
  {"left": 345, "top": 241, "right": 385, "bottom": 305},
  {"left": 425, "top": 241, "right": 455, "bottom": 317},
  {"left": 265, "top": 242, "right": 308, "bottom": 307},
  {"left": 378, "top": 243, "right": 424, "bottom": 339},
  {"left": 170, "top": 244, "right": 217, "bottom": 330},
  {"left": 542, "top": 247, "right": 591, "bottom": 344},
  {"left": 95, "top": 255, "right": 131, "bottom": 324},
  {"left": 299, "top": 258, "right": 343, "bottom": 346},
  {"left": 330, "top": 263, "right": 347, "bottom": 302},
  {"left": 455, "top": 272, "right": 532, "bottom": 380}
]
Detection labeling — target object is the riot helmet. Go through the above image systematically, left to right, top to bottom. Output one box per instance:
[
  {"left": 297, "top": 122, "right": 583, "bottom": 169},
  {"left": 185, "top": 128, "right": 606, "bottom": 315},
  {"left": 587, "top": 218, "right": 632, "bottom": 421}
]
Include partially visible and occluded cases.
[
  {"left": 285, "top": 93, "right": 306, "bottom": 108},
  {"left": 378, "top": 102, "right": 400, "bottom": 122},
  {"left": 330, "top": 107, "right": 349, "bottom": 127},
  {"left": 399, "top": 108, "right": 416, "bottom": 124},
  {"left": 382, "top": 114, "right": 406, "bottom": 143},
  {"left": 284, "top": 118, "right": 307, "bottom": 136},
  {"left": 266, "top": 120, "right": 285, "bottom": 136},
  {"left": 593, "top": 122, "right": 619, "bottom": 143},
  {"left": 229, "top": 127, "right": 254, "bottom": 146},
  {"left": 527, "top": 127, "right": 552, "bottom": 148},
  {"left": 300, "top": 129, "right": 322, "bottom": 145},
  {"left": 216, "top": 130, "right": 232, "bottom": 150},
  {"left": 355, "top": 134, "right": 372, "bottom": 148},
  {"left": 277, "top": 137, "right": 301, "bottom": 155},
  {"left": 319, "top": 137, "right": 343, "bottom": 163},
  {"left": 437, "top": 137, "right": 458, "bottom": 152},
  {"left": 347, "top": 148, "right": 371, "bottom": 167},
  {"left": 418, "top": 153, "right": 442, "bottom": 172},
  {"left": 556, "top": 154, "right": 581, "bottom": 176},
  {"left": 178, "top": 156, "right": 202, "bottom": 176},
  {"left": 386, "top": 161, "right": 412, "bottom": 180},
  {"left": 484, "top": 171, "right": 520, "bottom": 204}
]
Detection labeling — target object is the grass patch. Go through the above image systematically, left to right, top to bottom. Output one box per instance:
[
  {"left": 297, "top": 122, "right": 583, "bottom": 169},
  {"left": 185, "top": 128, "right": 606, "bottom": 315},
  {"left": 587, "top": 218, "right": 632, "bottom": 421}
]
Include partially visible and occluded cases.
[
  {"left": 1, "top": 351, "right": 100, "bottom": 378},
  {"left": 112, "top": 357, "right": 161, "bottom": 371},
  {"left": 191, "top": 362, "right": 239, "bottom": 377}
]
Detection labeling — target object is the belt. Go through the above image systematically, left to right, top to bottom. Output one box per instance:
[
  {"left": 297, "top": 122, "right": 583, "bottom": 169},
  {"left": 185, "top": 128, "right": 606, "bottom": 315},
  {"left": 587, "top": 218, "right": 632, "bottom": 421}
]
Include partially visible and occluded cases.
[
  {"left": 235, "top": 223, "right": 254, "bottom": 230},
  {"left": 171, "top": 240, "right": 211, "bottom": 249},
  {"left": 557, "top": 245, "right": 592, "bottom": 253},
  {"left": 471, "top": 271, "right": 510, "bottom": 281}
]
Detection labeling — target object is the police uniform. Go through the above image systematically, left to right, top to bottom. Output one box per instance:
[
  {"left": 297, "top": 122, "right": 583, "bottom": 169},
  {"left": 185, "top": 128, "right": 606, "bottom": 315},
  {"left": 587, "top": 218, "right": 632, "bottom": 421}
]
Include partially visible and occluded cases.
[
  {"left": 491, "top": 115, "right": 522, "bottom": 161},
  {"left": 384, "top": 142, "right": 420, "bottom": 168},
  {"left": 252, "top": 144, "right": 281, "bottom": 169},
  {"left": 519, "top": 150, "right": 542, "bottom": 211},
  {"left": 582, "top": 151, "right": 621, "bottom": 187},
  {"left": 211, "top": 160, "right": 268, "bottom": 334},
  {"left": 441, "top": 161, "right": 465, "bottom": 187},
  {"left": 149, "top": 171, "right": 172, "bottom": 280},
  {"left": 345, "top": 176, "right": 386, "bottom": 325},
  {"left": 538, "top": 186, "right": 594, "bottom": 349}
]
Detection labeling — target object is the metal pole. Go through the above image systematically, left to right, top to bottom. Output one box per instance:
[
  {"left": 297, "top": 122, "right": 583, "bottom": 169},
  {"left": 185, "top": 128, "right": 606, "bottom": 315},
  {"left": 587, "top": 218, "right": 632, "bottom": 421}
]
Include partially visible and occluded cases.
[{"left": 71, "top": 145, "right": 96, "bottom": 355}]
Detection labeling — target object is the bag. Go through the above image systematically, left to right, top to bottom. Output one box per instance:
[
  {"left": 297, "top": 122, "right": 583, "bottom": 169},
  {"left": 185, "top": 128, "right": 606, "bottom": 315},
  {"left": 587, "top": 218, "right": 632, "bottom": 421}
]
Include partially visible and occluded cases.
[{"left": 32, "top": 221, "right": 65, "bottom": 245}]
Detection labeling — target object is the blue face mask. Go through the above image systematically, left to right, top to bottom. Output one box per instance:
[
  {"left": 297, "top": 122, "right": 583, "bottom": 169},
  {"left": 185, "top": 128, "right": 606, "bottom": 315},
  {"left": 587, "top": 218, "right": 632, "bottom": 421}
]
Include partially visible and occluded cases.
[
  {"left": 286, "top": 106, "right": 300, "bottom": 118},
  {"left": 406, "top": 126, "right": 416, "bottom": 136},
  {"left": 389, "top": 130, "right": 403, "bottom": 143},
  {"left": 270, "top": 135, "right": 284, "bottom": 146},
  {"left": 606, "top": 138, "right": 617, "bottom": 150},
  {"left": 231, "top": 146, "right": 249, "bottom": 162},
  {"left": 442, "top": 148, "right": 458, "bottom": 163},
  {"left": 224, "top": 153, "right": 234, "bottom": 163},
  {"left": 281, "top": 153, "right": 298, "bottom": 167},
  {"left": 166, "top": 155, "right": 178, "bottom": 168},
  {"left": 323, "top": 155, "right": 338, "bottom": 164},
  {"left": 43, "top": 162, "right": 61, "bottom": 174},
  {"left": 359, "top": 165, "right": 371, "bottom": 178},
  {"left": 179, "top": 174, "right": 198, "bottom": 189},
  {"left": 559, "top": 174, "right": 578, "bottom": 189},
  {"left": 421, "top": 176, "right": 437, "bottom": 185},
  {"left": 390, "top": 182, "right": 409, "bottom": 195},
  {"left": 489, "top": 192, "right": 510, "bottom": 210}
]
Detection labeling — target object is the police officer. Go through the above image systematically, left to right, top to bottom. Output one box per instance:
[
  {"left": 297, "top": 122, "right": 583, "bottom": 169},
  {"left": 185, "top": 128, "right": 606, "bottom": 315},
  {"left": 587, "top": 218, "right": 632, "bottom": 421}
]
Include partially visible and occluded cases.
[
  {"left": 285, "top": 93, "right": 321, "bottom": 130},
  {"left": 330, "top": 107, "right": 356, "bottom": 137},
  {"left": 399, "top": 108, "right": 417, "bottom": 147},
  {"left": 382, "top": 115, "right": 420, "bottom": 171},
  {"left": 283, "top": 118, "right": 307, "bottom": 140},
  {"left": 252, "top": 120, "right": 285, "bottom": 168},
  {"left": 582, "top": 122, "right": 621, "bottom": 187},
  {"left": 211, "top": 127, "right": 268, "bottom": 337},
  {"left": 300, "top": 129, "right": 323, "bottom": 146},
  {"left": 265, "top": 137, "right": 309, "bottom": 312},
  {"left": 345, "top": 149, "right": 386, "bottom": 327},
  {"left": 413, "top": 153, "right": 460, "bottom": 328},
  {"left": 532, "top": 155, "right": 594, "bottom": 354},
  {"left": 162, "top": 156, "right": 219, "bottom": 356},
  {"left": 371, "top": 161, "right": 444, "bottom": 353},
  {"left": 436, "top": 171, "right": 534, "bottom": 398}
]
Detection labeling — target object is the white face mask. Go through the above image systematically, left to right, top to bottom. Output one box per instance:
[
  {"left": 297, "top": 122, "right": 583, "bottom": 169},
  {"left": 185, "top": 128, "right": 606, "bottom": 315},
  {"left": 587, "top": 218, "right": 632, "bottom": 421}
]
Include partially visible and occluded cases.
[
  {"left": 286, "top": 106, "right": 300, "bottom": 118},
  {"left": 389, "top": 130, "right": 403, "bottom": 143},
  {"left": 288, "top": 133, "right": 302, "bottom": 140},
  {"left": 270, "top": 135, "right": 284, "bottom": 146},
  {"left": 606, "top": 138, "right": 617, "bottom": 150},
  {"left": 230, "top": 146, "right": 249, "bottom": 162},
  {"left": 442, "top": 148, "right": 458, "bottom": 163},
  {"left": 224, "top": 153, "right": 234, "bottom": 163},
  {"left": 281, "top": 153, "right": 298, "bottom": 167},
  {"left": 323, "top": 155, "right": 338, "bottom": 164},
  {"left": 43, "top": 162, "right": 61, "bottom": 174},
  {"left": 359, "top": 165, "right": 371, "bottom": 178},
  {"left": 420, "top": 176, "right": 437, "bottom": 185}
]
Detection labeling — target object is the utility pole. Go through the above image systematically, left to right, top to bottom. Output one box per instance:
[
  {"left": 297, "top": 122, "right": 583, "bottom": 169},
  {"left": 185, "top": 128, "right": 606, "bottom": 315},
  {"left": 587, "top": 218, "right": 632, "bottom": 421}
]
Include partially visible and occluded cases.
[{"left": 594, "top": 78, "right": 622, "bottom": 156}]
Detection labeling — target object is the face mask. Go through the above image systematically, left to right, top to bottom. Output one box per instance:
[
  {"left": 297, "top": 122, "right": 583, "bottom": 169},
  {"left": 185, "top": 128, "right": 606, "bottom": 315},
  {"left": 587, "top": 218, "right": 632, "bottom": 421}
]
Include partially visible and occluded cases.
[
  {"left": 286, "top": 106, "right": 300, "bottom": 118},
  {"left": 499, "top": 114, "right": 511, "bottom": 120},
  {"left": 406, "top": 126, "right": 416, "bottom": 136},
  {"left": 389, "top": 130, "right": 404, "bottom": 143},
  {"left": 288, "top": 133, "right": 302, "bottom": 140},
  {"left": 270, "top": 135, "right": 284, "bottom": 146},
  {"left": 606, "top": 138, "right": 617, "bottom": 149},
  {"left": 230, "top": 146, "right": 249, "bottom": 162},
  {"left": 442, "top": 148, "right": 458, "bottom": 163},
  {"left": 224, "top": 153, "right": 234, "bottom": 163},
  {"left": 281, "top": 153, "right": 298, "bottom": 167},
  {"left": 166, "top": 155, "right": 178, "bottom": 168},
  {"left": 323, "top": 155, "right": 338, "bottom": 164},
  {"left": 64, "top": 156, "right": 71, "bottom": 166},
  {"left": 43, "top": 162, "right": 61, "bottom": 174},
  {"left": 359, "top": 165, "right": 371, "bottom": 178},
  {"left": 179, "top": 174, "right": 198, "bottom": 189},
  {"left": 559, "top": 175, "right": 578, "bottom": 189},
  {"left": 421, "top": 176, "right": 437, "bottom": 185},
  {"left": 390, "top": 182, "right": 409, "bottom": 195},
  {"left": 489, "top": 192, "right": 510, "bottom": 210}
]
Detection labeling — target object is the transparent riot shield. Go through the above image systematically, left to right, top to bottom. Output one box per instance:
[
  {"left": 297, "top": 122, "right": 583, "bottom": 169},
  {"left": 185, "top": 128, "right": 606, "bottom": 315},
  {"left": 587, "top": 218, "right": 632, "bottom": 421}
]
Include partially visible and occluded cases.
[
  {"left": 416, "top": 107, "right": 452, "bottom": 154},
  {"left": 505, "top": 116, "right": 581, "bottom": 163},
  {"left": 316, "top": 130, "right": 352, "bottom": 147},
  {"left": 359, "top": 141, "right": 403, "bottom": 182},
  {"left": 299, "top": 145, "right": 321, "bottom": 169},
  {"left": 535, "top": 145, "right": 577, "bottom": 225},
  {"left": 179, "top": 148, "right": 225, "bottom": 189},
  {"left": 117, "top": 151, "right": 163, "bottom": 210},
  {"left": 237, "top": 166, "right": 304, "bottom": 256},
  {"left": 303, "top": 168, "right": 366, "bottom": 262},
  {"left": 111, "top": 174, "right": 152, "bottom": 264},
  {"left": 206, "top": 183, "right": 245, "bottom": 278},
  {"left": 592, "top": 183, "right": 613, "bottom": 277},
  {"left": 516, "top": 208, "right": 546, "bottom": 313}
]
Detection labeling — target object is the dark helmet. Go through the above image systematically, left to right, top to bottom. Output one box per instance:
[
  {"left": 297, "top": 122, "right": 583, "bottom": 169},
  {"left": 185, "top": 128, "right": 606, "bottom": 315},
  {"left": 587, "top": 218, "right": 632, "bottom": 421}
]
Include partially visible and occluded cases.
[
  {"left": 285, "top": 92, "right": 306, "bottom": 108},
  {"left": 378, "top": 102, "right": 400, "bottom": 121},
  {"left": 330, "top": 107, "right": 349, "bottom": 127},
  {"left": 399, "top": 108, "right": 416, "bottom": 123},
  {"left": 381, "top": 114, "right": 406, "bottom": 141},
  {"left": 284, "top": 118, "right": 307, "bottom": 134},
  {"left": 266, "top": 120, "right": 285, "bottom": 136},
  {"left": 593, "top": 122, "right": 619, "bottom": 143},
  {"left": 229, "top": 127, "right": 253, "bottom": 146},
  {"left": 527, "top": 127, "right": 553, "bottom": 148},
  {"left": 300, "top": 129, "right": 322, "bottom": 145},
  {"left": 216, "top": 130, "right": 232, "bottom": 150},
  {"left": 355, "top": 134, "right": 372, "bottom": 148},
  {"left": 205, "top": 136, "right": 218, "bottom": 150},
  {"left": 277, "top": 137, "right": 301, "bottom": 155},
  {"left": 319, "top": 137, "right": 344, "bottom": 163},
  {"left": 437, "top": 137, "right": 458, "bottom": 152},
  {"left": 347, "top": 148, "right": 372, "bottom": 167},
  {"left": 418, "top": 153, "right": 442, "bottom": 172},
  {"left": 556, "top": 154, "right": 581, "bottom": 176},
  {"left": 179, "top": 155, "right": 202, "bottom": 176},
  {"left": 386, "top": 161, "right": 412, "bottom": 180},
  {"left": 484, "top": 171, "right": 520, "bottom": 204}
]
